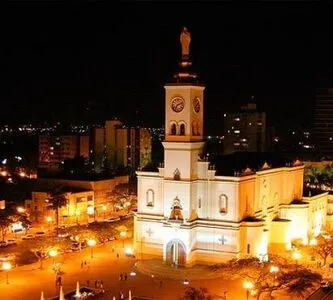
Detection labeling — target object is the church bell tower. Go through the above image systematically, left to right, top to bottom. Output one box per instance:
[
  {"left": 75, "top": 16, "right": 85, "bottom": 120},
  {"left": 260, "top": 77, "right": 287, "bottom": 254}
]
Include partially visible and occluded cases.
[{"left": 163, "top": 27, "right": 205, "bottom": 181}]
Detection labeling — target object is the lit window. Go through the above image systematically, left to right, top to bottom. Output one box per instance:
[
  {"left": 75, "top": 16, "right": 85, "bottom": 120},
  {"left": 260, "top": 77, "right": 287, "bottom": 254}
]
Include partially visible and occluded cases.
[
  {"left": 234, "top": 130, "right": 240, "bottom": 134},
  {"left": 146, "top": 189, "right": 154, "bottom": 207},
  {"left": 219, "top": 194, "right": 228, "bottom": 213}
]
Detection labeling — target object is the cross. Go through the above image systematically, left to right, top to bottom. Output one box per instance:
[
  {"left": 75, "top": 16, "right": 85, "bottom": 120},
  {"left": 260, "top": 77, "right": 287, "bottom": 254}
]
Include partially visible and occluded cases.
[
  {"left": 146, "top": 228, "right": 153, "bottom": 237},
  {"left": 218, "top": 235, "right": 227, "bottom": 245}
]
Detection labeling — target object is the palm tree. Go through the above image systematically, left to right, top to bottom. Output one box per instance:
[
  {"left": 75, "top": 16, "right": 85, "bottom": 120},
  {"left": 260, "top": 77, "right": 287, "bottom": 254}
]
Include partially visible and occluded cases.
[
  {"left": 304, "top": 166, "right": 321, "bottom": 186},
  {"left": 49, "top": 186, "right": 68, "bottom": 235},
  {"left": 0, "top": 210, "right": 12, "bottom": 241}
]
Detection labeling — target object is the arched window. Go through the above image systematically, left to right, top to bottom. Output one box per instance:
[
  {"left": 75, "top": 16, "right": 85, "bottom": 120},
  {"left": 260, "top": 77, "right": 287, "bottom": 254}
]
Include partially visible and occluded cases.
[
  {"left": 170, "top": 123, "right": 177, "bottom": 135},
  {"left": 179, "top": 123, "right": 185, "bottom": 135},
  {"left": 173, "top": 168, "right": 181, "bottom": 181},
  {"left": 146, "top": 189, "right": 154, "bottom": 207},
  {"left": 219, "top": 194, "right": 228, "bottom": 213}
]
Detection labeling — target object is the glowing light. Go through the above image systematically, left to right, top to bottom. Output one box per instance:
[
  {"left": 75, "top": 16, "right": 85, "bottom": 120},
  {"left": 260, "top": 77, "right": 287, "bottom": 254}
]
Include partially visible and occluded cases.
[
  {"left": 2, "top": 159, "right": 7, "bottom": 165},
  {"left": 0, "top": 170, "right": 7, "bottom": 177},
  {"left": 18, "top": 171, "right": 26, "bottom": 178},
  {"left": 102, "top": 205, "right": 107, "bottom": 211},
  {"left": 87, "top": 206, "right": 94, "bottom": 215},
  {"left": 17, "top": 207, "right": 25, "bottom": 213},
  {"left": 75, "top": 210, "right": 81, "bottom": 216},
  {"left": 46, "top": 216, "right": 52, "bottom": 222},
  {"left": 120, "top": 231, "right": 127, "bottom": 238},
  {"left": 309, "top": 238, "right": 318, "bottom": 246},
  {"left": 87, "top": 239, "right": 96, "bottom": 247},
  {"left": 125, "top": 247, "right": 133, "bottom": 256},
  {"left": 48, "top": 249, "right": 58, "bottom": 258},
  {"left": 292, "top": 251, "right": 302, "bottom": 261},
  {"left": 2, "top": 262, "right": 12, "bottom": 271},
  {"left": 270, "top": 265, "right": 280, "bottom": 273},
  {"left": 130, "top": 270, "right": 136, "bottom": 276},
  {"left": 183, "top": 278, "right": 189, "bottom": 285},
  {"left": 243, "top": 280, "right": 254, "bottom": 290}
]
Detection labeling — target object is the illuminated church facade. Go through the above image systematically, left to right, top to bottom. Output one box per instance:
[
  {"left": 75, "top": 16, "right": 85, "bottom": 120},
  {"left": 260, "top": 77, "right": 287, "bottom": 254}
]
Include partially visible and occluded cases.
[{"left": 134, "top": 29, "right": 328, "bottom": 265}]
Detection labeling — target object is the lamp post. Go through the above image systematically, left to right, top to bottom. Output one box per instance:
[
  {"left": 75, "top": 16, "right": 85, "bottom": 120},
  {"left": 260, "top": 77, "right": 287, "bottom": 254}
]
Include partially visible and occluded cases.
[
  {"left": 87, "top": 239, "right": 96, "bottom": 259},
  {"left": 2, "top": 262, "right": 12, "bottom": 284},
  {"left": 243, "top": 280, "right": 254, "bottom": 300}
]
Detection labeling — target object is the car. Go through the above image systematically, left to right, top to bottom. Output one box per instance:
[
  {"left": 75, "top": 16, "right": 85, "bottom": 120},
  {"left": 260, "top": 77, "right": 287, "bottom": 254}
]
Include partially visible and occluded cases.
[
  {"left": 107, "top": 217, "right": 120, "bottom": 223},
  {"left": 35, "top": 231, "right": 46, "bottom": 236},
  {"left": 58, "top": 231, "right": 70, "bottom": 238},
  {"left": 22, "top": 234, "right": 35, "bottom": 240},
  {"left": 6, "top": 239, "right": 17, "bottom": 246},
  {"left": 0, "top": 241, "right": 8, "bottom": 248}
]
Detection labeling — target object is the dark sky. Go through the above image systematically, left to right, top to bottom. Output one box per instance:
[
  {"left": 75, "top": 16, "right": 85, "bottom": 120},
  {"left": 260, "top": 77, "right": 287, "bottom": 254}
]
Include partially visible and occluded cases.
[{"left": 2, "top": 3, "right": 333, "bottom": 134}]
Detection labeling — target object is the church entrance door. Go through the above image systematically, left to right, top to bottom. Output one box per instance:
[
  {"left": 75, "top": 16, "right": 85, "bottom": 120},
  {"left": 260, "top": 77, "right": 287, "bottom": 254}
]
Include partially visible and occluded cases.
[{"left": 166, "top": 240, "right": 186, "bottom": 266}]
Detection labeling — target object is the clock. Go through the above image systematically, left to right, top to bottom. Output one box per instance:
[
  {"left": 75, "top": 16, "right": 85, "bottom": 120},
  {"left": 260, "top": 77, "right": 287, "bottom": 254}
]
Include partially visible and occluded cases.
[
  {"left": 171, "top": 97, "right": 185, "bottom": 113},
  {"left": 193, "top": 97, "right": 201, "bottom": 113}
]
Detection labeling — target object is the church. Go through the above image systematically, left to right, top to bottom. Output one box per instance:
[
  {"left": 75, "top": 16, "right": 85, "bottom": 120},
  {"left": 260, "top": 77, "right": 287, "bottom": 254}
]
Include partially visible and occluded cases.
[{"left": 134, "top": 28, "right": 328, "bottom": 266}]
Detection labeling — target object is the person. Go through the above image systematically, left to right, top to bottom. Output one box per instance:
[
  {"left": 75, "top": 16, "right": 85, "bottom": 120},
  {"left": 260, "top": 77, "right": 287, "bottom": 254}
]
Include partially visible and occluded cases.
[
  {"left": 180, "top": 27, "right": 191, "bottom": 58},
  {"left": 112, "top": 247, "right": 115, "bottom": 253},
  {"left": 117, "top": 253, "right": 119, "bottom": 259},
  {"left": 84, "top": 260, "right": 87, "bottom": 266},
  {"left": 119, "top": 273, "right": 123, "bottom": 281},
  {"left": 124, "top": 273, "right": 127, "bottom": 281},
  {"left": 95, "top": 280, "right": 97, "bottom": 288},
  {"left": 100, "top": 280, "right": 104, "bottom": 289},
  {"left": 119, "top": 291, "right": 124, "bottom": 300}
]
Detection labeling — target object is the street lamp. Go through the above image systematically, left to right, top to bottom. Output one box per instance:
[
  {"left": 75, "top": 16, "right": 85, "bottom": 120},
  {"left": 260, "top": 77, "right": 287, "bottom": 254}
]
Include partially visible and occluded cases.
[
  {"left": 120, "top": 231, "right": 127, "bottom": 249},
  {"left": 87, "top": 239, "right": 96, "bottom": 259},
  {"left": 49, "top": 249, "right": 58, "bottom": 265},
  {"left": 292, "top": 251, "right": 302, "bottom": 265},
  {"left": 2, "top": 262, "right": 12, "bottom": 284},
  {"left": 243, "top": 280, "right": 254, "bottom": 300}
]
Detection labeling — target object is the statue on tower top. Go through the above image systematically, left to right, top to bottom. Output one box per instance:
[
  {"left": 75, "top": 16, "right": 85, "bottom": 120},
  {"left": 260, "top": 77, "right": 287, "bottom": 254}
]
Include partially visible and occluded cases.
[{"left": 180, "top": 27, "right": 191, "bottom": 60}]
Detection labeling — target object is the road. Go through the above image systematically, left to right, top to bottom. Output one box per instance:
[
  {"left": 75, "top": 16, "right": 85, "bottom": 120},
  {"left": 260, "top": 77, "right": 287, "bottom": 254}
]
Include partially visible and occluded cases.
[{"left": 0, "top": 238, "right": 247, "bottom": 300}]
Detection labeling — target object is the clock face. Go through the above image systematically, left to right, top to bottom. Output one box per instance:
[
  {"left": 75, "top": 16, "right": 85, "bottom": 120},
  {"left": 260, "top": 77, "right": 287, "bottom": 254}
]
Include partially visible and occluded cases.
[
  {"left": 171, "top": 97, "right": 185, "bottom": 113},
  {"left": 193, "top": 97, "right": 201, "bottom": 113}
]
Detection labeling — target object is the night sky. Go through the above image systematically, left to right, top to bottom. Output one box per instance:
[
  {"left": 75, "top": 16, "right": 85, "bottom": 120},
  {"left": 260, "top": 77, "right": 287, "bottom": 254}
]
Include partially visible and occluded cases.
[{"left": 2, "top": 3, "right": 333, "bottom": 134}]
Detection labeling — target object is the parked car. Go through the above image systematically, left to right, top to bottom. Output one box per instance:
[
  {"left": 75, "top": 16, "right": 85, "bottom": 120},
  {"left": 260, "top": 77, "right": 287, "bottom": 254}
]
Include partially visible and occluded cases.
[
  {"left": 107, "top": 217, "right": 120, "bottom": 223},
  {"left": 35, "top": 231, "right": 46, "bottom": 236},
  {"left": 58, "top": 231, "right": 70, "bottom": 238},
  {"left": 22, "top": 234, "right": 35, "bottom": 240},
  {"left": 0, "top": 241, "right": 8, "bottom": 248}
]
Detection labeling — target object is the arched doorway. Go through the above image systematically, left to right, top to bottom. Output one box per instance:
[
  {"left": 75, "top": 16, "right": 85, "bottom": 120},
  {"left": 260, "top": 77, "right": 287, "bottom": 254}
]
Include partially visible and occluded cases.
[{"left": 165, "top": 240, "right": 186, "bottom": 266}]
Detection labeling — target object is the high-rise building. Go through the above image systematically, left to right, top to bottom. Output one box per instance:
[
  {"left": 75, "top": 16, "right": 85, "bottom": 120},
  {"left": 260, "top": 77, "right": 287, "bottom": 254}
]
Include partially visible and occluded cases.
[
  {"left": 314, "top": 88, "right": 333, "bottom": 157},
  {"left": 223, "top": 99, "right": 266, "bottom": 155},
  {"left": 90, "top": 121, "right": 152, "bottom": 173},
  {"left": 39, "top": 135, "right": 89, "bottom": 168}
]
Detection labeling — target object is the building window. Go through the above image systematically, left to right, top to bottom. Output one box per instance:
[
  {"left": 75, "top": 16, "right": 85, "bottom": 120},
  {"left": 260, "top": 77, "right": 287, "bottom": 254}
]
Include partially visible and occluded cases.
[
  {"left": 170, "top": 123, "right": 177, "bottom": 135},
  {"left": 179, "top": 123, "right": 185, "bottom": 135},
  {"left": 146, "top": 189, "right": 154, "bottom": 207},
  {"left": 219, "top": 194, "right": 228, "bottom": 213},
  {"left": 87, "top": 195, "right": 93, "bottom": 201},
  {"left": 198, "top": 198, "right": 201, "bottom": 209},
  {"left": 247, "top": 243, "right": 250, "bottom": 254}
]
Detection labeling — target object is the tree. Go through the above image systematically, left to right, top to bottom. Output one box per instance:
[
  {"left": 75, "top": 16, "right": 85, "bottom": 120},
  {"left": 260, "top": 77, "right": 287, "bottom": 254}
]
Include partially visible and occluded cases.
[
  {"left": 304, "top": 166, "right": 321, "bottom": 186},
  {"left": 110, "top": 183, "right": 137, "bottom": 213},
  {"left": 49, "top": 186, "right": 68, "bottom": 235},
  {"left": 0, "top": 210, "right": 12, "bottom": 241},
  {"left": 311, "top": 235, "right": 333, "bottom": 266},
  {"left": 215, "top": 255, "right": 322, "bottom": 300},
  {"left": 182, "top": 287, "right": 210, "bottom": 300}
]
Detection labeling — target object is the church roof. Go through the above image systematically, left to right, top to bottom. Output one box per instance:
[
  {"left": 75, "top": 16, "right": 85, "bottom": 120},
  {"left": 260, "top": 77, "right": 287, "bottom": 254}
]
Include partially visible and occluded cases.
[{"left": 211, "top": 152, "right": 298, "bottom": 176}]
